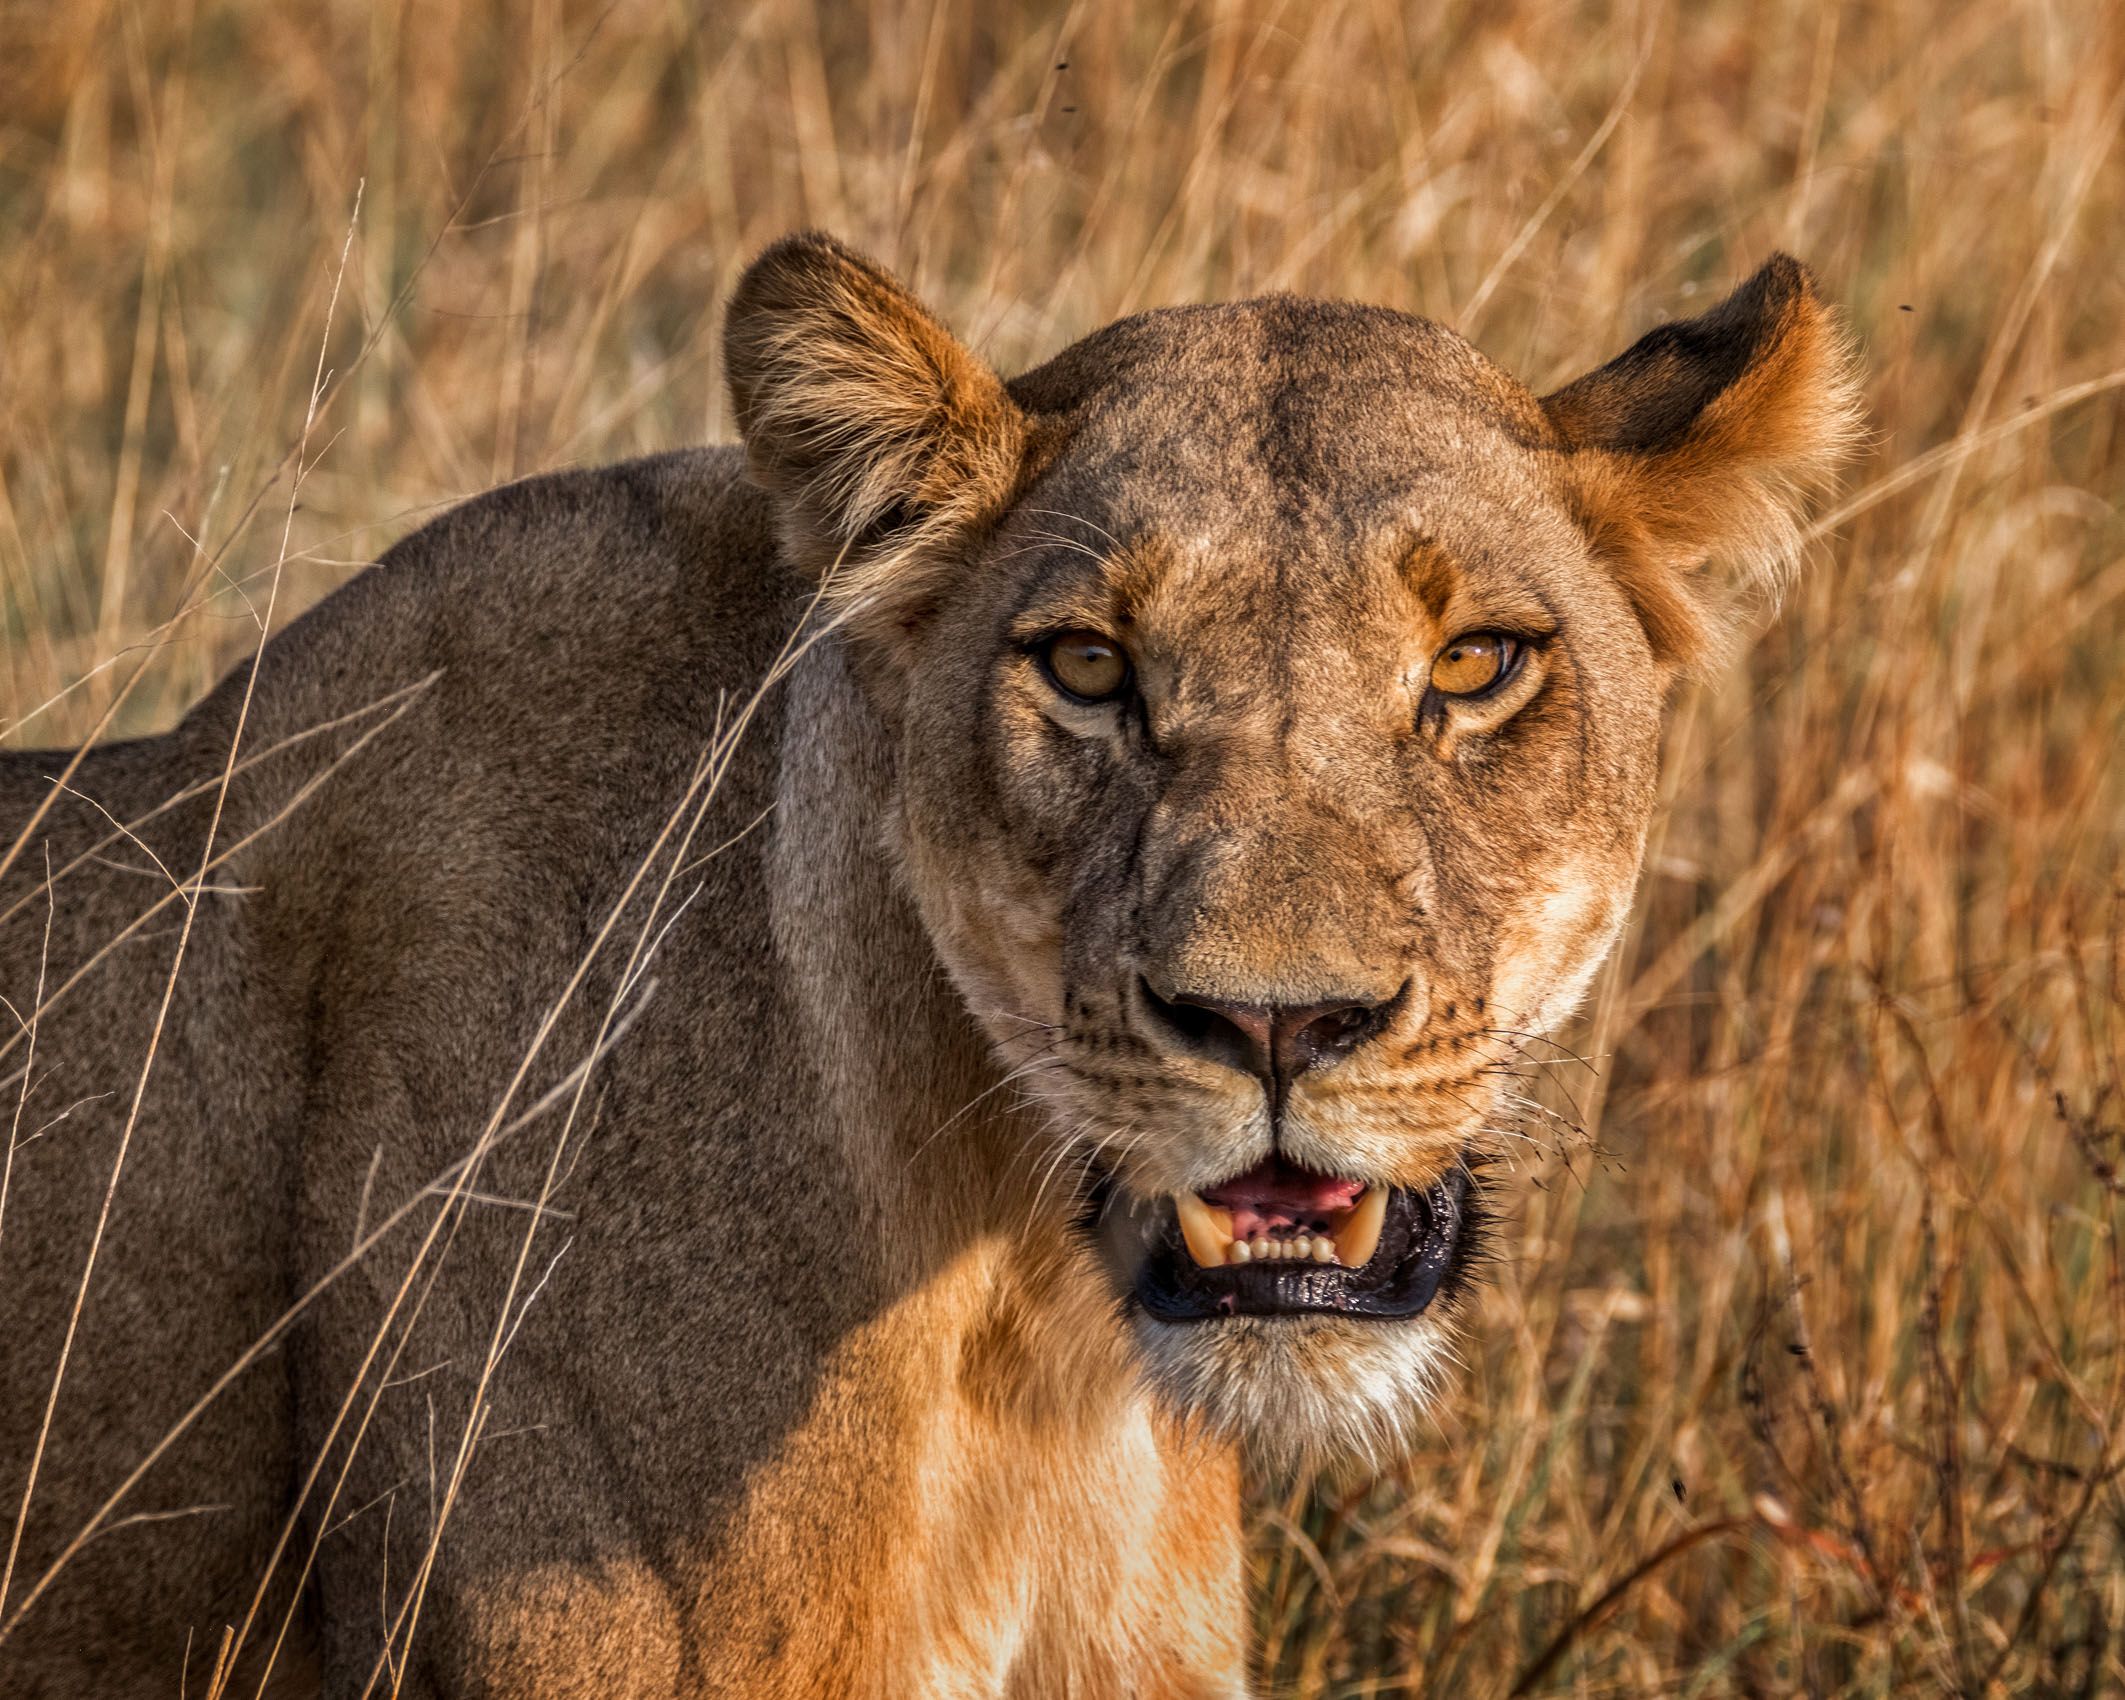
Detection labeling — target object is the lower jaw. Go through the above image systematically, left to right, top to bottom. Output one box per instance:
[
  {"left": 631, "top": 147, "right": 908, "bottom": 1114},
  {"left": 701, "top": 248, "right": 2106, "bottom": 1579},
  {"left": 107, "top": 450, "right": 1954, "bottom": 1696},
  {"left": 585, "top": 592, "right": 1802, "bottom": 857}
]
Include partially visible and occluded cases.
[
  {"left": 1091, "top": 1163, "right": 1479, "bottom": 1324},
  {"left": 1128, "top": 1296, "right": 1465, "bottom": 1471}
]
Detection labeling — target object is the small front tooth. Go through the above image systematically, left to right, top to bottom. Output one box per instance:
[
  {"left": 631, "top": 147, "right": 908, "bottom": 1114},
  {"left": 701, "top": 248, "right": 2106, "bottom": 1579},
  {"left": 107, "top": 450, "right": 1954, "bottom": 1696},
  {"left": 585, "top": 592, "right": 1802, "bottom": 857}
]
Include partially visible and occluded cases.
[
  {"left": 1333, "top": 1185, "right": 1390, "bottom": 1270},
  {"left": 1175, "top": 1193, "right": 1236, "bottom": 1269},
  {"left": 1286, "top": 1235, "right": 1308, "bottom": 1259},
  {"left": 1228, "top": 1239, "right": 1252, "bottom": 1264},
  {"left": 1312, "top": 1239, "right": 1337, "bottom": 1263},
  {"left": 1265, "top": 1240, "right": 1284, "bottom": 1260}
]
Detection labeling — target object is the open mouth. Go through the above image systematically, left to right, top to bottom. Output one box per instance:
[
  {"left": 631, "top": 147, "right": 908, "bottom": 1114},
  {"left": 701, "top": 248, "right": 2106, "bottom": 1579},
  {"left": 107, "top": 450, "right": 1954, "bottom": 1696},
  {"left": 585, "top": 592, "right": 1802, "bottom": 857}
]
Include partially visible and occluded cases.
[{"left": 1098, "top": 1155, "right": 1476, "bottom": 1323}]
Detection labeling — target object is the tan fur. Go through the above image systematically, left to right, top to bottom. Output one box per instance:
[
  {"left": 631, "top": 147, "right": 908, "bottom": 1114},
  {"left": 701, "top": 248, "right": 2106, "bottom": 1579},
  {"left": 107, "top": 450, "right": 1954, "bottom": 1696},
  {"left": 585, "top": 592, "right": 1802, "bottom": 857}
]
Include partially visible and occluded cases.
[{"left": 0, "top": 233, "right": 1856, "bottom": 1695}]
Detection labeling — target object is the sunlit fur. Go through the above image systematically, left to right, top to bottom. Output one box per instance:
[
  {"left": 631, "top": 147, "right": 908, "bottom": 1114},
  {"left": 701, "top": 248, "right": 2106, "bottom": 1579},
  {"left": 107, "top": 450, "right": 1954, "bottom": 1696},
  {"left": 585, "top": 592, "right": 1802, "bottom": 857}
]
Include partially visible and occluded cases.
[{"left": 0, "top": 229, "right": 1855, "bottom": 1696}]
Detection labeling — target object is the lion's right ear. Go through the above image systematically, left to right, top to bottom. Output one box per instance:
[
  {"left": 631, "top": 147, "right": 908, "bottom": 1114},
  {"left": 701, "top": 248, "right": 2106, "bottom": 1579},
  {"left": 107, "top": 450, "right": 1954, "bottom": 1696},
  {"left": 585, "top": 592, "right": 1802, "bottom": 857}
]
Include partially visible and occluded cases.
[{"left": 724, "top": 232, "right": 1029, "bottom": 634}]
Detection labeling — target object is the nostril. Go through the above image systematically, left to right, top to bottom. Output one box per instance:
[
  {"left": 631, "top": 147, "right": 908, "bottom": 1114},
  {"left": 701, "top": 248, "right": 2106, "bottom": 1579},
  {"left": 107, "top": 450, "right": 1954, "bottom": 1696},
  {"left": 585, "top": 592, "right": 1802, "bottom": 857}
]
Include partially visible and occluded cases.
[
  {"left": 1138, "top": 979, "right": 1274, "bottom": 1081},
  {"left": 1273, "top": 981, "right": 1408, "bottom": 1079},
  {"left": 1291, "top": 1001, "right": 1376, "bottom": 1070}
]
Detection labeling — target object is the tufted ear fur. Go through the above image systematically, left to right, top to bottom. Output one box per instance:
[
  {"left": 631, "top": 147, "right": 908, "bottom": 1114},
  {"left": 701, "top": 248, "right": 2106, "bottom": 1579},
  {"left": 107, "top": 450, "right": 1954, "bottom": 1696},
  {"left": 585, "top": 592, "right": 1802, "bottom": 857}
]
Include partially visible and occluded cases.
[
  {"left": 724, "top": 232, "right": 1030, "bottom": 639},
  {"left": 1541, "top": 254, "right": 1862, "bottom": 668}
]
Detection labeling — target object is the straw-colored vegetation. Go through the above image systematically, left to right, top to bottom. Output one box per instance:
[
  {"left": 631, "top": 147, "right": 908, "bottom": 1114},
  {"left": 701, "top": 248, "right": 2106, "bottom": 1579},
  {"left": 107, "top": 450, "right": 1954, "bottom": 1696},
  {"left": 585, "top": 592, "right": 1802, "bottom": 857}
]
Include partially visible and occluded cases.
[{"left": 3, "top": 0, "right": 2123, "bottom": 1693}]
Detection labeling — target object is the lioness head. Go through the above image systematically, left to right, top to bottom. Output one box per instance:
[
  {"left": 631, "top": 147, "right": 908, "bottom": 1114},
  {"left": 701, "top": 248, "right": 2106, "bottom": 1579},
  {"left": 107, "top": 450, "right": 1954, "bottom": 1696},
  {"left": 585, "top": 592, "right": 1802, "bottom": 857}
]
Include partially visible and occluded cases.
[{"left": 726, "top": 235, "right": 1858, "bottom": 1464}]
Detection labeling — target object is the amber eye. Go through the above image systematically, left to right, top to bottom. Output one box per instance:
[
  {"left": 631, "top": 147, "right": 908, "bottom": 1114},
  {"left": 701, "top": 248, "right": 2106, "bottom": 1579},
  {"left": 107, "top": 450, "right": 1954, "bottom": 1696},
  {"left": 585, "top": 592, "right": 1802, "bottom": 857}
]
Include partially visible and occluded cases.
[
  {"left": 1039, "top": 630, "right": 1132, "bottom": 703},
  {"left": 1429, "top": 632, "right": 1521, "bottom": 698}
]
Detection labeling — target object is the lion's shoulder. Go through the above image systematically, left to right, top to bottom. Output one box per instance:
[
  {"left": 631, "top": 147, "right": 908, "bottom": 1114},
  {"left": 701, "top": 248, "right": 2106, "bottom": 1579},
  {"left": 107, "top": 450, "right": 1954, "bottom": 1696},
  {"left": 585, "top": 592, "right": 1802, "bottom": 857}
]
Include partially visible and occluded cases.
[{"left": 230, "top": 445, "right": 786, "bottom": 738}]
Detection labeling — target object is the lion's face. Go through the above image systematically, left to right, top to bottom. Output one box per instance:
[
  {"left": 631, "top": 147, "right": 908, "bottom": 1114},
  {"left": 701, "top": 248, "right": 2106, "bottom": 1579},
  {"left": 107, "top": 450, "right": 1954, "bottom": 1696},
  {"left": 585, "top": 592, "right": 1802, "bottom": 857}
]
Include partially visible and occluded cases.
[{"left": 727, "top": 238, "right": 1856, "bottom": 1463}]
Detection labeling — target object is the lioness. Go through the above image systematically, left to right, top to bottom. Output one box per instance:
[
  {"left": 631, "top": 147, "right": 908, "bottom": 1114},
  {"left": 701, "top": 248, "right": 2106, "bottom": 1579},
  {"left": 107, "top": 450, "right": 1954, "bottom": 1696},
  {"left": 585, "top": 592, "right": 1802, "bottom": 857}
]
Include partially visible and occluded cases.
[{"left": 0, "top": 234, "right": 1855, "bottom": 1697}]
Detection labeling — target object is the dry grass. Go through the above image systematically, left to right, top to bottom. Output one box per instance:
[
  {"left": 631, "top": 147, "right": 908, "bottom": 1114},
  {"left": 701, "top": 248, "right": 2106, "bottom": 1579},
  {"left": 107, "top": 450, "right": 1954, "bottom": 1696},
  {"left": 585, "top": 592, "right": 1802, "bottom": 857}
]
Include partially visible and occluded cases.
[{"left": 3, "top": 0, "right": 2124, "bottom": 1693}]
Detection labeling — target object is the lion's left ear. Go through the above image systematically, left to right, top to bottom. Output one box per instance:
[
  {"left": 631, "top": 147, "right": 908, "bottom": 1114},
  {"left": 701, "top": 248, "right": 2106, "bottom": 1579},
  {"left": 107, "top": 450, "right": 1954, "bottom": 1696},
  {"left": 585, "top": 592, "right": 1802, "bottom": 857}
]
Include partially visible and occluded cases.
[
  {"left": 724, "top": 231, "right": 1029, "bottom": 637},
  {"left": 1541, "top": 254, "right": 1863, "bottom": 668}
]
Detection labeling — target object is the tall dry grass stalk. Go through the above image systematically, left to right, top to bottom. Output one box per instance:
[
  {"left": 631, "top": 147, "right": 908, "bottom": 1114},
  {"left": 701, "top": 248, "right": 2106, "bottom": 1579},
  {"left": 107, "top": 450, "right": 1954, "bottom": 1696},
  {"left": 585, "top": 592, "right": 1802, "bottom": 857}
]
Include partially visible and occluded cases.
[{"left": 2, "top": 0, "right": 2122, "bottom": 1692}]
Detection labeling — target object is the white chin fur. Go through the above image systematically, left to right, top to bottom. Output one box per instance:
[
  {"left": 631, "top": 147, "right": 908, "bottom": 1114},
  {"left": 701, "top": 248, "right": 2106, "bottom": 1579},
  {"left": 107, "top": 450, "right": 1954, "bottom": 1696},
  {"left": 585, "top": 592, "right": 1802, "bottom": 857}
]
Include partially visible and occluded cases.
[{"left": 1132, "top": 1309, "right": 1460, "bottom": 1472}]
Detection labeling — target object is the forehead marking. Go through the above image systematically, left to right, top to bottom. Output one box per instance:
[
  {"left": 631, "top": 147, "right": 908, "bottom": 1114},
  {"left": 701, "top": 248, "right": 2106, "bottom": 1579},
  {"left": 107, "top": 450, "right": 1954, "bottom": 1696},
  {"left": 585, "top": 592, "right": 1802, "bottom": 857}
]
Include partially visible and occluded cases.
[{"left": 1404, "top": 538, "right": 1459, "bottom": 622}]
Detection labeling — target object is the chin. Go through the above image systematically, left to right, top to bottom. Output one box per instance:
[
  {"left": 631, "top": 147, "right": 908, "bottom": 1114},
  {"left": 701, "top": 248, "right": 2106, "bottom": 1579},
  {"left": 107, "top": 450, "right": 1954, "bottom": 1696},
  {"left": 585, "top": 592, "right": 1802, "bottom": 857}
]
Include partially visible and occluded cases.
[
  {"left": 1086, "top": 1157, "right": 1485, "bottom": 1470},
  {"left": 1133, "top": 1308, "right": 1467, "bottom": 1470}
]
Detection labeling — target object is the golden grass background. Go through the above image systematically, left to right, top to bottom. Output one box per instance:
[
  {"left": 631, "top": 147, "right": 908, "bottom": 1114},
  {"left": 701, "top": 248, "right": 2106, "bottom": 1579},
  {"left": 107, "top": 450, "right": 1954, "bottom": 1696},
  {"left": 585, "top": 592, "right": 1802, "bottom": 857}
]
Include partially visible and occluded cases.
[{"left": 3, "top": 0, "right": 2124, "bottom": 1692}]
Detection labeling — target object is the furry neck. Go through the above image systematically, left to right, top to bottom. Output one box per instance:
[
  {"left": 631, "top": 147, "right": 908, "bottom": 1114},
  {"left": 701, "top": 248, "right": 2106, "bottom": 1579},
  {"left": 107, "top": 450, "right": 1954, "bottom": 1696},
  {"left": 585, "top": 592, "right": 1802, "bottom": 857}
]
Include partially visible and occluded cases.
[{"left": 754, "top": 632, "right": 1248, "bottom": 1693}]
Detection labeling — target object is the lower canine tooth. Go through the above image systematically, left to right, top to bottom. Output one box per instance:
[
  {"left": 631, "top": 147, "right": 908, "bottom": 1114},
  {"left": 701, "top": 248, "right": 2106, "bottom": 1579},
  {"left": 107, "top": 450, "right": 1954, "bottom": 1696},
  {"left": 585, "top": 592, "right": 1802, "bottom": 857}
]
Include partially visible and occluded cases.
[
  {"left": 1333, "top": 1186, "right": 1390, "bottom": 1270},
  {"left": 1175, "top": 1193, "right": 1235, "bottom": 1269}
]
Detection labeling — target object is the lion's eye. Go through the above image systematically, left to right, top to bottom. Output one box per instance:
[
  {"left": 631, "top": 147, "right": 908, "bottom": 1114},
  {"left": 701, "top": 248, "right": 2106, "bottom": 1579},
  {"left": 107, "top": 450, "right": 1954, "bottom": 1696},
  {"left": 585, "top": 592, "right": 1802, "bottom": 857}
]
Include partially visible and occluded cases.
[
  {"left": 1040, "top": 630, "right": 1132, "bottom": 703},
  {"left": 1429, "top": 632, "right": 1521, "bottom": 698}
]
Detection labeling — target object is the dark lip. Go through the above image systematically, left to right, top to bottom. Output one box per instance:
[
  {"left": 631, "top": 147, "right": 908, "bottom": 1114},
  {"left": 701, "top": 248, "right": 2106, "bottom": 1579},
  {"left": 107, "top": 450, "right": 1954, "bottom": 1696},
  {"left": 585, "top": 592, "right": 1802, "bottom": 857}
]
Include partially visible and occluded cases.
[{"left": 1085, "top": 1162, "right": 1479, "bottom": 1323}]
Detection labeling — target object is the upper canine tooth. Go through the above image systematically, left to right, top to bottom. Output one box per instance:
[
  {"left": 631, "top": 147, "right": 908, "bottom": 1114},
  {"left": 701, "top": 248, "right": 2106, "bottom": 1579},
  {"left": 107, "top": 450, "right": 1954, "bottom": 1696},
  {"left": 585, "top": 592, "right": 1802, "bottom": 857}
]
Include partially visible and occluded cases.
[
  {"left": 1333, "top": 1186, "right": 1389, "bottom": 1270},
  {"left": 1175, "top": 1193, "right": 1236, "bottom": 1269}
]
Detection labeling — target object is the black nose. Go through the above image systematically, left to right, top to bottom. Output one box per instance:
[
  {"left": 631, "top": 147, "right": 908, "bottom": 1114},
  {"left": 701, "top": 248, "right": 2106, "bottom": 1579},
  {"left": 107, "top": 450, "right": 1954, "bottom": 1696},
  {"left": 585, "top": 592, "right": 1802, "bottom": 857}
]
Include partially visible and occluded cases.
[{"left": 1139, "top": 979, "right": 1401, "bottom": 1090}]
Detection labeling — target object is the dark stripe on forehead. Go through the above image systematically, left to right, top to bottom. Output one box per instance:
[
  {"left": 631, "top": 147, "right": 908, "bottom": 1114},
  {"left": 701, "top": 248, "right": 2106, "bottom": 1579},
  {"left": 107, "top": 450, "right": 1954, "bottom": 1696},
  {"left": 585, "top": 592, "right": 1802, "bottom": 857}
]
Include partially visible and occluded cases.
[
  {"left": 1249, "top": 298, "right": 1367, "bottom": 535},
  {"left": 1250, "top": 306, "right": 1313, "bottom": 756}
]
